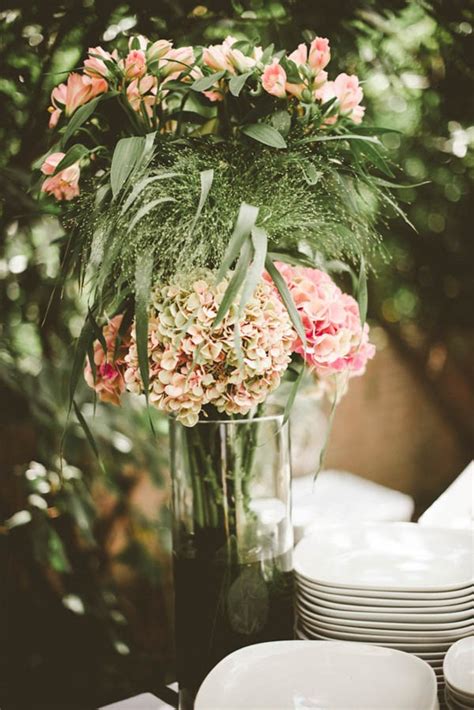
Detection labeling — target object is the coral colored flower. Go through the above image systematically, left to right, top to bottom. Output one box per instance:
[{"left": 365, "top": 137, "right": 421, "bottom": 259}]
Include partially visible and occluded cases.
[
  {"left": 129, "top": 35, "right": 149, "bottom": 52},
  {"left": 308, "top": 37, "right": 331, "bottom": 72},
  {"left": 147, "top": 39, "right": 173, "bottom": 63},
  {"left": 288, "top": 43, "right": 308, "bottom": 66},
  {"left": 84, "top": 46, "right": 115, "bottom": 78},
  {"left": 159, "top": 46, "right": 195, "bottom": 76},
  {"left": 124, "top": 50, "right": 147, "bottom": 79},
  {"left": 262, "top": 60, "right": 287, "bottom": 98},
  {"left": 48, "top": 72, "right": 107, "bottom": 127},
  {"left": 317, "top": 73, "right": 365, "bottom": 124},
  {"left": 126, "top": 74, "right": 157, "bottom": 118},
  {"left": 40, "top": 152, "right": 65, "bottom": 176},
  {"left": 41, "top": 161, "right": 81, "bottom": 201},
  {"left": 265, "top": 263, "right": 375, "bottom": 379},
  {"left": 124, "top": 270, "right": 294, "bottom": 426},
  {"left": 84, "top": 315, "right": 131, "bottom": 405}
]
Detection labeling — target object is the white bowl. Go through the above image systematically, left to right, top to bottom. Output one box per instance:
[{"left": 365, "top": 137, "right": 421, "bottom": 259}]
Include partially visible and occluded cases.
[
  {"left": 294, "top": 524, "right": 474, "bottom": 592},
  {"left": 443, "top": 637, "right": 474, "bottom": 696},
  {"left": 194, "top": 640, "right": 438, "bottom": 710}
]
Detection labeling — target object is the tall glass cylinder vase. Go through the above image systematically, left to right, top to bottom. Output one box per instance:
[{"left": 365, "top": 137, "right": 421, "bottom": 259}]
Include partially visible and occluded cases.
[{"left": 170, "top": 411, "right": 294, "bottom": 709}]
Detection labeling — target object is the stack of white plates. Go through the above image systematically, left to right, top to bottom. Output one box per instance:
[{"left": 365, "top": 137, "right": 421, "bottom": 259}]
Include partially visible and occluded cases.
[
  {"left": 294, "top": 523, "right": 474, "bottom": 688},
  {"left": 443, "top": 637, "right": 474, "bottom": 709},
  {"left": 195, "top": 640, "right": 439, "bottom": 709}
]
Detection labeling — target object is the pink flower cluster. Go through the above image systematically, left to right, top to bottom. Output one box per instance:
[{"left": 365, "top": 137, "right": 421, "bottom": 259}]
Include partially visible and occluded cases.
[
  {"left": 261, "top": 37, "right": 364, "bottom": 124},
  {"left": 40, "top": 152, "right": 81, "bottom": 201},
  {"left": 269, "top": 263, "right": 375, "bottom": 379},
  {"left": 123, "top": 271, "right": 295, "bottom": 426},
  {"left": 84, "top": 315, "right": 131, "bottom": 405}
]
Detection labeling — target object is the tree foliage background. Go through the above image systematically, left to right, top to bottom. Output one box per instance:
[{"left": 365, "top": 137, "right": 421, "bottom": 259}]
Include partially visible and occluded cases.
[{"left": 0, "top": 0, "right": 473, "bottom": 707}]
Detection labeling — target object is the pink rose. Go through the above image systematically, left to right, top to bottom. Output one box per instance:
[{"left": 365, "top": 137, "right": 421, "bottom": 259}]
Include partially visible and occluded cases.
[
  {"left": 308, "top": 37, "right": 330, "bottom": 72},
  {"left": 124, "top": 49, "right": 147, "bottom": 79},
  {"left": 262, "top": 60, "right": 287, "bottom": 98},
  {"left": 41, "top": 162, "right": 81, "bottom": 201},
  {"left": 84, "top": 315, "right": 131, "bottom": 406}
]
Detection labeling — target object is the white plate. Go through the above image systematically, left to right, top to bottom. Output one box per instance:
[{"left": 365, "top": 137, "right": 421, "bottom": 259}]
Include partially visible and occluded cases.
[
  {"left": 294, "top": 523, "right": 474, "bottom": 592},
  {"left": 296, "top": 575, "right": 474, "bottom": 601},
  {"left": 296, "top": 585, "right": 474, "bottom": 611},
  {"left": 296, "top": 593, "right": 474, "bottom": 621},
  {"left": 296, "top": 604, "right": 474, "bottom": 632},
  {"left": 296, "top": 620, "right": 473, "bottom": 645},
  {"left": 296, "top": 627, "right": 460, "bottom": 652},
  {"left": 443, "top": 636, "right": 474, "bottom": 696},
  {"left": 195, "top": 640, "right": 438, "bottom": 710},
  {"left": 445, "top": 681, "right": 474, "bottom": 706},
  {"left": 444, "top": 687, "right": 473, "bottom": 710}
]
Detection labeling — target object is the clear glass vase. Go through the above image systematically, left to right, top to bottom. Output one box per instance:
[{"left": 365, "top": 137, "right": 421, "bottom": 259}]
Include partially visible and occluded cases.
[{"left": 170, "top": 411, "right": 294, "bottom": 709}]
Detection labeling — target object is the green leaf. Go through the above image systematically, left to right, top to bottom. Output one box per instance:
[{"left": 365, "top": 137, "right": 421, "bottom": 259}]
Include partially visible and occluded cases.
[
  {"left": 260, "top": 43, "right": 275, "bottom": 64},
  {"left": 191, "top": 70, "right": 225, "bottom": 92},
  {"left": 229, "top": 71, "right": 253, "bottom": 97},
  {"left": 61, "top": 96, "right": 102, "bottom": 147},
  {"left": 271, "top": 110, "right": 291, "bottom": 137},
  {"left": 241, "top": 123, "right": 287, "bottom": 149},
  {"left": 297, "top": 133, "right": 381, "bottom": 145},
  {"left": 110, "top": 136, "right": 145, "bottom": 198},
  {"left": 353, "top": 139, "right": 394, "bottom": 178},
  {"left": 54, "top": 144, "right": 89, "bottom": 173},
  {"left": 301, "top": 161, "right": 322, "bottom": 186},
  {"left": 189, "top": 169, "right": 214, "bottom": 235},
  {"left": 121, "top": 172, "right": 181, "bottom": 214},
  {"left": 374, "top": 177, "right": 430, "bottom": 190},
  {"left": 127, "top": 197, "right": 176, "bottom": 233},
  {"left": 217, "top": 202, "right": 259, "bottom": 282},
  {"left": 239, "top": 226, "right": 268, "bottom": 314},
  {"left": 213, "top": 240, "right": 252, "bottom": 328},
  {"left": 135, "top": 252, "right": 153, "bottom": 404},
  {"left": 357, "top": 255, "right": 368, "bottom": 327},
  {"left": 265, "top": 257, "right": 306, "bottom": 347},
  {"left": 325, "top": 259, "right": 358, "bottom": 292},
  {"left": 69, "top": 316, "right": 95, "bottom": 408},
  {"left": 283, "top": 363, "right": 304, "bottom": 424},
  {"left": 73, "top": 400, "right": 103, "bottom": 466}
]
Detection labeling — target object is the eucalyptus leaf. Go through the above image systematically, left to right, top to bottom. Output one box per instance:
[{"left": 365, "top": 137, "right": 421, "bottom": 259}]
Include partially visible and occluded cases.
[
  {"left": 191, "top": 70, "right": 225, "bottom": 92},
  {"left": 229, "top": 71, "right": 253, "bottom": 97},
  {"left": 61, "top": 95, "right": 102, "bottom": 147},
  {"left": 241, "top": 123, "right": 287, "bottom": 149},
  {"left": 110, "top": 136, "right": 145, "bottom": 198},
  {"left": 55, "top": 144, "right": 89, "bottom": 173},
  {"left": 189, "top": 169, "right": 214, "bottom": 236},
  {"left": 127, "top": 197, "right": 176, "bottom": 233},
  {"left": 217, "top": 202, "right": 259, "bottom": 282},
  {"left": 239, "top": 226, "right": 268, "bottom": 314},
  {"left": 135, "top": 253, "right": 153, "bottom": 404},
  {"left": 357, "top": 255, "right": 368, "bottom": 327},
  {"left": 265, "top": 257, "right": 306, "bottom": 347}
]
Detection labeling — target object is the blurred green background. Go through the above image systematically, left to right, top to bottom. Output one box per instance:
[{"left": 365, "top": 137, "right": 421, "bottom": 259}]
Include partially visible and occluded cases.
[{"left": 1, "top": 1, "right": 473, "bottom": 707}]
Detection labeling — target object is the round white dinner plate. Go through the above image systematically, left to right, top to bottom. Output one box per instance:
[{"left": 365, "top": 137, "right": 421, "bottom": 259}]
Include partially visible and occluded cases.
[
  {"left": 294, "top": 523, "right": 474, "bottom": 592},
  {"left": 296, "top": 575, "right": 474, "bottom": 601},
  {"left": 296, "top": 586, "right": 474, "bottom": 612},
  {"left": 296, "top": 593, "right": 474, "bottom": 622},
  {"left": 296, "top": 603, "right": 474, "bottom": 632},
  {"left": 297, "top": 619, "right": 472, "bottom": 644},
  {"left": 296, "top": 625, "right": 469, "bottom": 650},
  {"left": 443, "top": 636, "right": 474, "bottom": 696},
  {"left": 194, "top": 640, "right": 438, "bottom": 710},
  {"left": 445, "top": 681, "right": 474, "bottom": 706},
  {"left": 444, "top": 687, "right": 473, "bottom": 710}
]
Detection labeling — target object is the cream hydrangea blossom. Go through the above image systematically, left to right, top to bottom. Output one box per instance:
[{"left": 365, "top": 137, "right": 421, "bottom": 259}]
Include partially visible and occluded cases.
[{"left": 124, "top": 270, "right": 294, "bottom": 426}]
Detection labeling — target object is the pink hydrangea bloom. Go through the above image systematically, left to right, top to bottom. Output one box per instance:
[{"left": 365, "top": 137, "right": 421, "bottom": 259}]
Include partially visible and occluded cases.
[
  {"left": 262, "top": 60, "right": 287, "bottom": 98},
  {"left": 41, "top": 153, "right": 81, "bottom": 201},
  {"left": 266, "top": 263, "right": 375, "bottom": 379},
  {"left": 124, "top": 270, "right": 295, "bottom": 426},
  {"left": 84, "top": 315, "right": 131, "bottom": 405}
]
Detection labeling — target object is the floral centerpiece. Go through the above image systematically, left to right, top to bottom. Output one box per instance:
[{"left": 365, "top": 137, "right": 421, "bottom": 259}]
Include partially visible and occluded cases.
[{"left": 38, "top": 30, "right": 404, "bottom": 707}]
